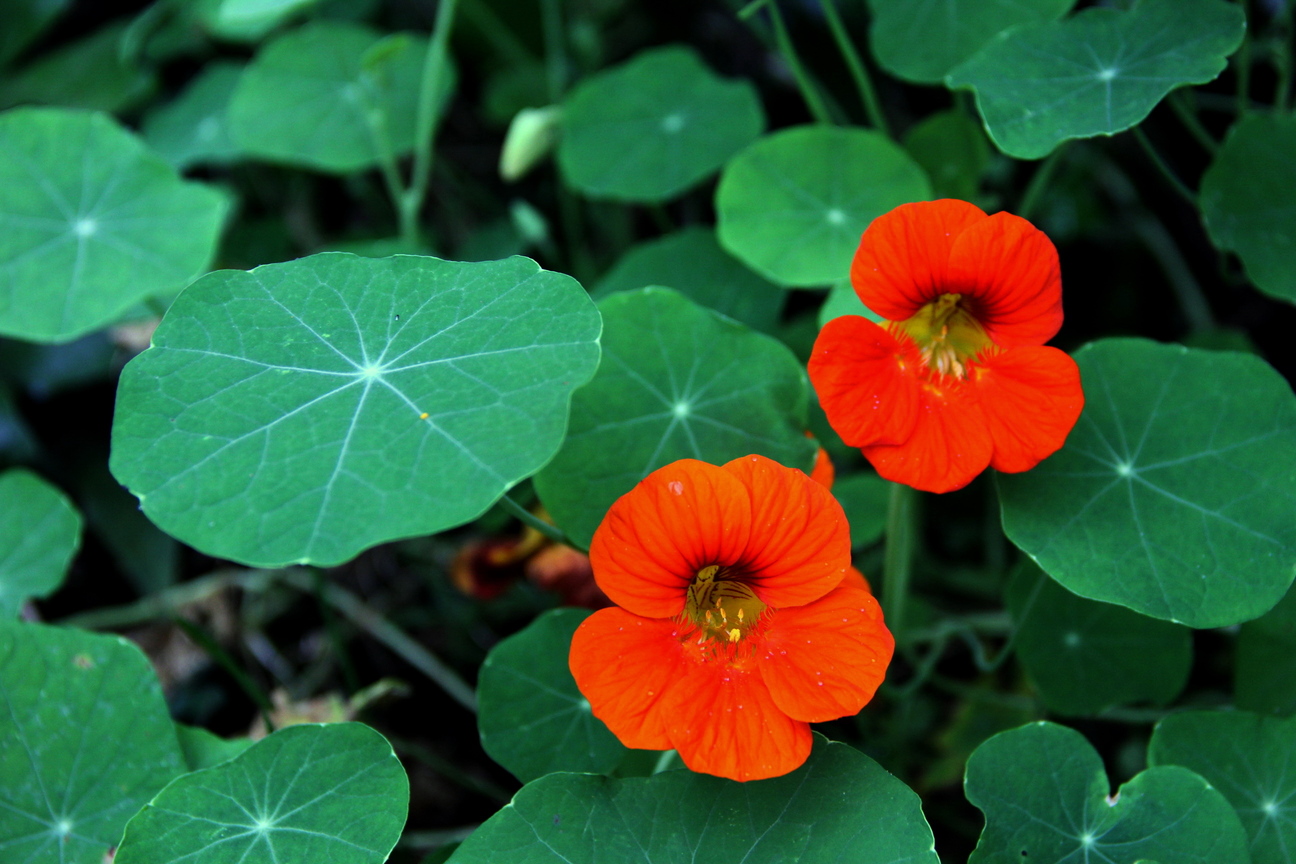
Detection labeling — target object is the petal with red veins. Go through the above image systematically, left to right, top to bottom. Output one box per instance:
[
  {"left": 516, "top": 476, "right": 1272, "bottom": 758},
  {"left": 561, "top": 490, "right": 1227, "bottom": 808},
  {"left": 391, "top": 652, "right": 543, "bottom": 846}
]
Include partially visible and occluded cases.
[
  {"left": 810, "top": 316, "right": 923, "bottom": 448},
  {"left": 973, "top": 346, "right": 1084, "bottom": 474},
  {"left": 861, "top": 377, "right": 993, "bottom": 493}
]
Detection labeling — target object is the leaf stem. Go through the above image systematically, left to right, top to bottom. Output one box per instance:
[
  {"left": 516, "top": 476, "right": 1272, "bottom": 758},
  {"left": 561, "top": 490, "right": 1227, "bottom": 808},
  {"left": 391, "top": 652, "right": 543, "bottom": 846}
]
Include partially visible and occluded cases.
[
  {"left": 400, "top": 0, "right": 460, "bottom": 248},
  {"left": 539, "top": 0, "right": 567, "bottom": 103},
  {"left": 736, "top": 0, "right": 772, "bottom": 19},
  {"left": 817, "top": 0, "right": 890, "bottom": 136},
  {"left": 767, "top": 1, "right": 835, "bottom": 125},
  {"left": 1167, "top": 91, "right": 1219, "bottom": 154},
  {"left": 1133, "top": 126, "right": 1197, "bottom": 206},
  {"left": 1015, "top": 145, "right": 1065, "bottom": 220},
  {"left": 882, "top": 482, "right": 917, "bottom": 645},
  {"left": 499, "top": 493, "right": 571, "bottom": 545},
  {"left": 59, "top": 568, "right": 272, "bottom": 629},
  {"left": 173, "top": 616, "right": 276, "bottom": 732}
]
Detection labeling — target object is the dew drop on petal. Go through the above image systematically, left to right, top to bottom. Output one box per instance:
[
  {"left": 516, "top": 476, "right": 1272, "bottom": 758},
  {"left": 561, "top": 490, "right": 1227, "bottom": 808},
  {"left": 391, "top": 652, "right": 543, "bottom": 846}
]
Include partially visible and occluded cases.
[{"left": 668, "top": 481, "right": 684, "bottom": 495}]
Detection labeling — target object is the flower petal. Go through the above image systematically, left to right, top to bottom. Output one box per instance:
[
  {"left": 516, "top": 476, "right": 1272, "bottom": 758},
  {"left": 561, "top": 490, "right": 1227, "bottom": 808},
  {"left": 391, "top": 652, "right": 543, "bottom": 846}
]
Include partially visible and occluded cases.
[
  {"left": 851, "top": 199, "right": 989, "bottom": 321},
  {"left": 946, "top": 211, "right": 1062, "bottom": 348},
  {"left": 809, "top": 316, "right": 922, "bottom": 448},
  {"left": 973, "top": 346, "right": 1085, "bottom": 474},
  {"left": 861, "top": 377, "right": 994, "bottom": 493},
  {"left": 810, "top": 442, "right": 835, "bottom": 489},
  {"left": 722, "top": 454, "right": 851, "bottom": 609},
  {"left": 589, "top": 459, "right": 753, "bottom": 618},
  {"left": 843, "top": 566, "right": 872, "bottom": 595},
  {"left": 760, "top": 584, "right": 893, "bottom": 723},
  {"left": 569, "top": 608, "right": 684, "bottom": 751},
  {"left": 662, "top": 660, "right": 811, "bottom": 781}
]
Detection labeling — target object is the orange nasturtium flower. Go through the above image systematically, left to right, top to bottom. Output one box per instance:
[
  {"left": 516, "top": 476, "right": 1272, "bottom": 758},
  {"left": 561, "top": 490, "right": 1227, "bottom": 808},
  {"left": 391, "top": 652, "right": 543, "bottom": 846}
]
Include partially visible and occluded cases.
[
  {"left": 808, "top": 199, "right": 1085, "bottom": 493},
  {"left": 569, "top": 455, "right": 893, "bottom": 782}
]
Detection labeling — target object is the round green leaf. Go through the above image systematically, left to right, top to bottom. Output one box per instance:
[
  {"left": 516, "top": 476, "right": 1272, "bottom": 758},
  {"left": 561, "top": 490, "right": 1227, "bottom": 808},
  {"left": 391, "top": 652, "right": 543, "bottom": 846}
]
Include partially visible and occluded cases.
[
  {"left": 868, "top": 0, "right": 1074, "bottom": 84},
  {"left": 947, "top": 0, "right": 1245, "bottom": 159},
  {"left": 228, "top": 21, "right": 453, "bottom": 173},
  {"left": 558, "top": 45, "right": 764, "bottom": 202},
  {"left": 142, "top": 62, "right": 244, "bottom": 171},
  {"left": 0, "top": 108, "right": 228, "bottom": 343},
  {"left": 901, "top": 109, "right": 992, "bottom": 200},
  {"left": 1201, "top": 113, "right": 1296, "bottom": 306},
  {"left": 716, "top": 126, "right": 931, "bottom": 287},
  {"left": 592, "top": 227, "right": 785, "bottom": 332},
  {"left": 110, "top": 252, "right": 601, "bottom": 568},
  {"left": 818, "top": 278, "right": 884, "bottom": 329},
  {"left": 534, "top": 287, "right": 815, "bottom": 549},
  {"left": 999, "top": 338, "right": 1296, "bottom": 628},
  {"left": 0, "top": 470, "right": 82, "bottom": 617},
  {"left": 833, "top": 473, "right": 890, "bottom": 549},
  {"left": 1006, "top": 562, "right": 1191, "bottom": 715},
  {"left": 1236, "top": 583, "right": 1296, "bottom": 715},
  {"left": 478, "top": 608, "right": 627, "bottom": 783},
  {"left": 0, "top": 622, "right": 186, "bottom": 864},
  {"left": 1150, "top": 711, "right": 1296, "bottom": 864},
  {"left": 966, "top": 721, "right": 1250, "bottom": 864},
  {"left": 115, "top": 723, "right": 408, "bottom": 864},
  {"left": 175, "top": 724, "right": 254, "bottom": 772},
  {"left": 448, "top": 737, "right": 939, "bottom": 864}
]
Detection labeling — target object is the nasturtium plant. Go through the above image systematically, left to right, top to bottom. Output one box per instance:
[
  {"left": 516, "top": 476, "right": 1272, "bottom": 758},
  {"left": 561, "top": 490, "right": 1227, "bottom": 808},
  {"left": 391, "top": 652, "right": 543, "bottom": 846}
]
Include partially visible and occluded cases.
[
  {"left": 0, "top": 0, "right": 70, "bottom": 67},
  {"left": 196, "top": 0, "right": 323, "bottom": 42},
  {"left": 868, "top": 0, "right": 1075, "bottom": 84},
  {"left": 947, "top": 0, "right": 1246, "bottom": 159},
  {"left": 228, "top": 21, "right": 453, "bottom": 173},
  {"left": 557, "top": 45, "right": 764, "bottom": 202},
  {"left": 141, "top": 62, "right": 244, "bottom": 170},
  {"left": 0, "top": 107, "right": 228, "bottom": 343},
  {"left": 901, "top": 109, "right": 992, "bottom": 201},
  {"left": 1200, "top": 113, "right": 1296, "bottom": 306},
  {"left": 716, "top": 126, "right": 931, "bottom": 287},
  {"left": 592, "top": 227, "right": 785, "bottom": 332},
  {"left": 110, "top": 252, "right": 601, "bottom": 567},
  {"left": 817, "top": 279, "right": 884, "bottom": 329},
  {"left": 534, "top": 288, "right": 815, "bottom": 549},
  {"left": 999, "top": 338, "right": 1296, "bottom": 628},
  {"left": 0, "top": 469, "right": 81, "bottom": 617},
  {"left": 832, "top": 473, "right": 890, "bottom": 550},
  {"left": 1006, "top": 562, "right": 1191, "bottom": 715},
  {"left": 1236, "top": 584, "right": 1296, "bottom": 716},
  {"left": 477, "top": 608, "right": 627, "bottom": 783},
  {"left": 0, "top": 622, "right": 186, "bottom": 864},
  {"left": 1150, "top": 711, "right": 1296, "bottom": 864},
  {"left": 965, "top": 721, "right": 1250, "bottom": 863},
  {"left": 115, "top": 723, "right": 408, "bottom": 864},
  {"left": 175, "top": 723, "right": 254, "bottom": 772},
  {"left": 449, "top": 737, "right": 940, "bottom": 864}
]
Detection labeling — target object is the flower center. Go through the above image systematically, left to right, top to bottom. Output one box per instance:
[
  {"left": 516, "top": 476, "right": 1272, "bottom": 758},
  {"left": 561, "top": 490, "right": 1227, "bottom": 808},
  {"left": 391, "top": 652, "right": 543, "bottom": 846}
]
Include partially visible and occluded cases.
[
  {"left": 894, "top": 293, "right": 993, "bottom": 379},
  {"left": 683, "top": 564, "right": 767, "bottom": 644}
]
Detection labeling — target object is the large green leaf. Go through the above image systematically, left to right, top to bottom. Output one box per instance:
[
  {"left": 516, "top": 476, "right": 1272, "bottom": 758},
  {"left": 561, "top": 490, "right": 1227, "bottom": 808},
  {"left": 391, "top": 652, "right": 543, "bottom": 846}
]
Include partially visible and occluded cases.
[
  {"left": 868, "top": 0, "right": 1074, "bottom": 84},
  {"left": 947, "top": 0, "right": 1245, "bottom": 159},
  {"left": 228, "top": 21, "right": 453, "bottom": 173},
  {"left": 0, "top": 23, "right": 155, "bottom": 114},
  {"left": 558, "top": 45, "right": 764, "bottom": 202},
  {"left": 142, "top": 62, "right": 244, "bottom": 171},
  {"left": 0, "top": 108, "right": 228, "bottom": 343},
  {"left": 1200, "top": 114, "right": 1296, "bottom": 306},
  {"left": 716, "top": 126, "right": 930, "bottom": 287},
  {"left": 592, "top": 228, "right": 785, "bottom": 332},
  {"left": 110, "top": 252, "right": 601, "bottom": 568},
  {"left": 534, "top": 288, "right": 815, "bottom": 549},
  {"left": 999, "top": 339, "right": 1296, "bottom": 628},
  {"left": 0, "top": 470, "right": 81, "bottom": 617},
  {"left": 1006, "top": 562, "right": 1191, "bottom": 715},
  {"left": 1236, "top": 583, "right": 1296, "bottom": 715},
  {"left": 478, "top": 608, "right": 627, "bottom": 783},
  {"left": 0, "top": 622, "right": 186, "bottom": 864},
  {"left": 1150, "top": 711, "right": 1296, "bottom": 864},
  {"left": 966, "top": 721, "right": 1250, "bottom": 863},
  {"left": 115, "top": 723, "right": 408, "bottom": 864},
  {"left": 448, "top": 737, "right": 939, "bottom": 864}
]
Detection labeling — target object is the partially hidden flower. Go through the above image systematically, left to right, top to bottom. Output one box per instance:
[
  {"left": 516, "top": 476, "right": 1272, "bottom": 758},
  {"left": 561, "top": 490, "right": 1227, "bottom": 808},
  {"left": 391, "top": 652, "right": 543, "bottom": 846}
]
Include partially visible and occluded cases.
[
  {"left": 808, "top": 199, "right": 1085, "bottom": 493},
  {"left": 569, "top": 455, "right": 893, "bottom": 782}
]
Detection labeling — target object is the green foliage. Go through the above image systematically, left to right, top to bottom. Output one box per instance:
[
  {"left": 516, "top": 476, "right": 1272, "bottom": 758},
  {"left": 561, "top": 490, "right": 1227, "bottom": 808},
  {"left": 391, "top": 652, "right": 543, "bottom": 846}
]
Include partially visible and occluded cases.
[
  {"left": 0, "top": 0, "right": 71, "bottom": 66},
  {"left": 196, "top": 0, "right": 323, "bottom": 42},
  {"left": 868, "top": 0, "right": 1074, "bottom": 84},
  {"left": 948, "top": 0, "right": 1246, "bottom": 159},
  {"left": 228, "top": 22, "right": 453, "bottom": 173},
  {"left": 0, "top": 23, "right": 155, "bottom": 114},
  {"left": 558, "top": 45, "right": 765, "bottom": 202},
  {"left": 142, "top": 62, "right": 244, "bottom": 170},
  {"left": 0, "top": 108, "right": 228, "bottom": 343},
  {"left": 901, "top": 110, "right": 992, "bottom": 201},
  {"left": 1200, "top": 114, "right": 1296, "bottom": 306},
  {"left": 716, "top": 126, "right": 930, "bottom": 287},
  {"left": 592, "top": 227, "right": 785, "bottom": 332},
  {"left": 111, "top": 252, "right": 600, "bottom": 567},
  {"left": 817, "top": 279, "right": 884, "bottom": 328},
  {"left": 534, "top": 288, "right": 815, "bottom": 548},
  {"left": 1000, "top": 338, "right": 1296, "bottom": 628},
  {"left": 0, "top": 470, "right": 81, "bottom": 617},
  {"left": 832, "top": 473, "right": 890, "bottom": 549},
  {"left": 1007, "top": 562, "right": 1191, "bottom": 715},
  {"left": 1236, "top": 584, "right": 1296, "bottom": 715},
  {"left": 478, "top": 608, "right": 627, "bottom": 783},
  {"left": 0, "top": 622, "right": 186, "bottom": 864},
  {"left": 1150, "top": 711, "right": 1296, "bottom": 864},
  {"left": 966, "top": 721, "right": 1251, "bottom": 863},
  {"left": 115, "top": 723, "right": 408, "bottom": 864},
  {"left": 175, "top": 724, "right": 255, "bottom": 772},
  {"left": 449, "top": 737, "right": 939, "bottom": 864}
]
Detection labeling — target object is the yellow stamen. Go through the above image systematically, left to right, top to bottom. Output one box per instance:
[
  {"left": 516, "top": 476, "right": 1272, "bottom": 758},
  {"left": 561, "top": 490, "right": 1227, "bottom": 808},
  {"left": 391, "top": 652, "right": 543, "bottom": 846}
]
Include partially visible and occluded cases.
[
  {"left": 895, "top": 292, "right": 993, "bottom": 379},
  {"left": 682, "top": 564, "right": 767, "bottom": 648}
]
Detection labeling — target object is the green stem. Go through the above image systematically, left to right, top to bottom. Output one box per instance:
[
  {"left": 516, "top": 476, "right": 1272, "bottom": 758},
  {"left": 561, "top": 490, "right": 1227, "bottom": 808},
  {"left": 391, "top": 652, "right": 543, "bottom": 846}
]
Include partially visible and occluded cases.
[
  {"left": 401, "top": 0, "right": 460, "bottom": 247},
  {"left": 461, "top": 0, "right": 536, "bottom": 68},
  {"left": 539, "top": 0, "right": 567, "bottom": 102},
  {"left": 737, "top": 0, "right": 772, "bottom": 18},
  {"left": 818, "top": 0, "right": 890, "bottom": 136},
  {"left": 767, "top": 1, "right": 835, "bottom": 125},
  {"left": 1168, "top": 91, "right": 1219, "bottom": 154},
  {"left": 1133, "top": 126, "right": 1196, "bottom": 206},
  {"left": 1015, "top": 146, "right": 1065, "bottom": 220},
  {"left": 1130, "top": 214, "right": 1215, "bottom": 332},
  {"left": 882, "top": 483, "right": 916, "bottom": 645},
  {"left": 499, "top": 494, "right": 571, "bottom": 546},
  {"left": 312, "top": 568, "right": 359, "bottom": 694},
  {"left": 60, "top": 569, "right": 272, "bottom": 630},
  {"left": 173, "top": 617, "right": 276, "bottom": 732},
  {"left": 386, "top": 733, "right": 512, "bottom": 802}
]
